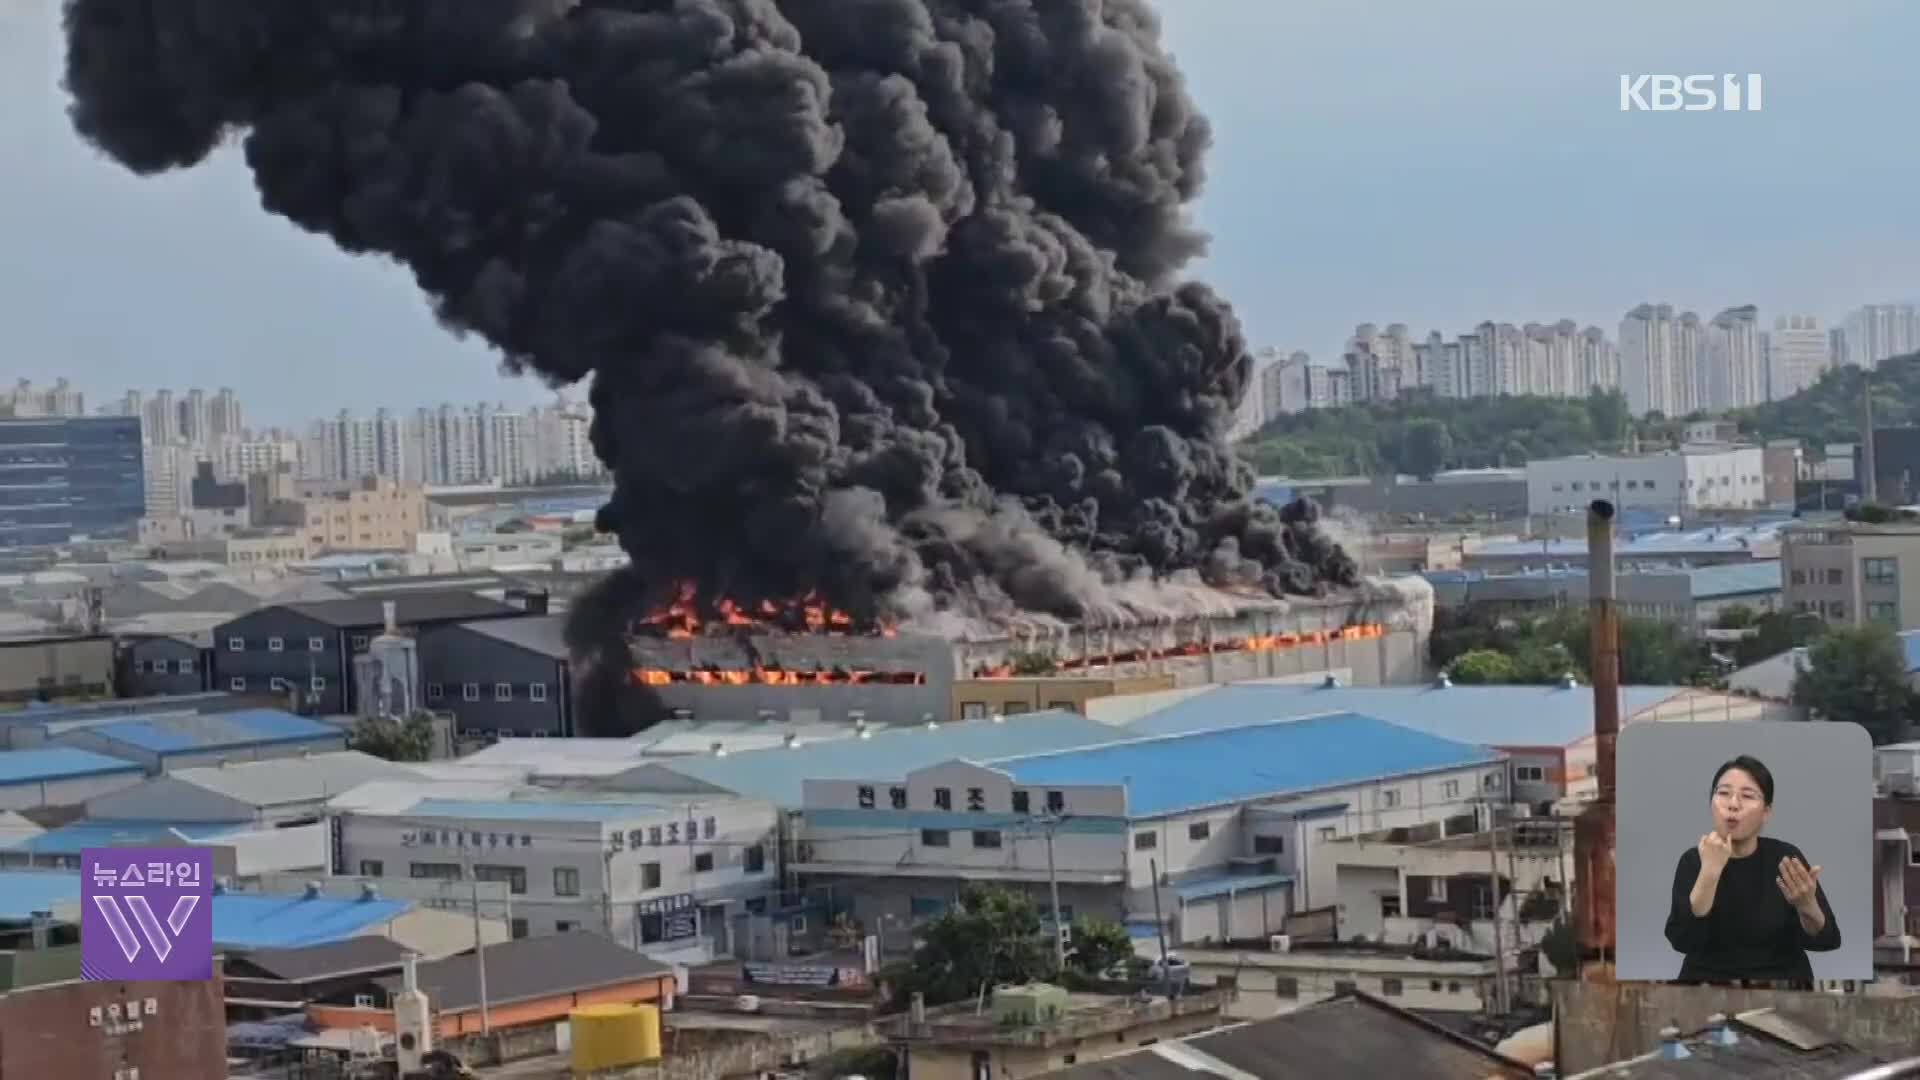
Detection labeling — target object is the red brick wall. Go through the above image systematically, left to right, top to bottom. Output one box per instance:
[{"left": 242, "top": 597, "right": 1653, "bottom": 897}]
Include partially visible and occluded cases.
[{"left": 0, "top": 973, "right": 226, "bottom": 1080}]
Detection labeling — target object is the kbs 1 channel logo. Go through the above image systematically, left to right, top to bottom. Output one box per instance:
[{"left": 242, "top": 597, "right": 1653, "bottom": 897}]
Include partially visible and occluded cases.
[
  {"left": 1620, "top": 74, "right": 1763, "bottom": 113},
  {"left": 81, "top": 848, "right": 213, "bottom": 982}
]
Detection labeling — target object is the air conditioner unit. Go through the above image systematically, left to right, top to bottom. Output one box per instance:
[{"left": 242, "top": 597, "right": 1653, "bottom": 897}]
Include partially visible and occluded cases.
[{"left": 1269, "top": 934, "right": 1291, "bottom": 953}]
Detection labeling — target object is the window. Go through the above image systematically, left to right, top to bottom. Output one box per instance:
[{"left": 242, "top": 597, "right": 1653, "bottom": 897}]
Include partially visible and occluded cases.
[
  {"left": 1865, "top": 557, "right": 1899, "bottom": 584},
  {"left": 1825, "top": 568, "right": 1844, "bottom": 585},
  {"left": 1790, "top": 569, "right": 1807, "bottom": 585},
  {"left": 1826, "top": 600, "right": 1847, "bottom": 618},
  {"left": 1870, "top": 601, "right": 1900, "bottom": 625},
  {"left": 351, "top": 635, "right": 368, "bottom": 650},
  {"left": 268, "top": 636, "right": 284, "bottom": 652},
  {"left": 228, "top": 637, "right": 244, "bottom": 652},
  {"left": 308, "top": 637, "right": 325, "bottom": 652},
  {"left": 179, "top": 658, "right": 194, "bottom": 673},
  {"left": 132, "top": 660, "right": 146, "bottom": 674},
  {"left": 310, "top": 676, "right": 327, "bottom": 693},
  {"left": 229, "top": 677, "right": 246, "bottom": 691},
  {"left": 427, "top": 683, "right": 444, "bottom": 701},
  {"left": 463, "top": 683, "right": 480, "bottom": 702},
  {"left": 495, "top": 683, "right": 513, "bottom": 702},
  {"left": 530, "top": 683, "right": 548, "bottom": 702},
  {"left": 960, "top": 701, "right": 987, "bottom": 719},
  {"left": 1515, "top": 765, "right": 1546, "bottom": 782},
  {"left": 1484, "top": 772, "right": 1503, "bottom": 790},
  {"left": 1442, "top": 780, "right": 1460, "bottom": 799},
  {"left": 857, "top": 785, "right": 876, "bottom": 809},
  {"left": 934, "top": 787, "right": 952, "bottom": 811},
  {"left": 1377, "top": 789, "right": 1401, "bottom": 809},
  {"left": 1012, "top": 790, "right": 1030, "bottom": 814},
  {"left": 1046, "top": 790, "right": 1065, "bottom": 813},
  {"left": 703, "top": 817, "right": 716, "bottom": 838},
  {"left": 1188, "top": 821, "right": 1210, "bottom": 841},
  {"left": 1317, "top": 826, "right": 1338, "bottom": 841},
  {"left": 921, "top": 829, "right": 950, "bottom": 847},
  {"left": 972, "top": 830, "right": 1002, "bottom": 849},
  {"left": 1134, "top": 831, "right": 1157, "bottom": 850},
  {"left": 1253, "top": 835, "right": 1285, "bottom": 855},
  {"left": 745, "top": 844, "right": 766, "bottom": 873},
  {"left": 694, "top": 852, "right": 714, "bottom": 872},
  {"left": 359, "top": 859, "right": 384, "bottom": 877},
  {"left": 410, "top": 862, "right": 462, "bottom": 881},
  {"left": 642, "top": 862, "right": 662, "bottom": 889},
  {"left": 474, "top": 865, "right": 527, "bottom": 895},
  {"left": 553, "top": 868, "right": 581, "bottom": 896},
  {"left": 1427, "top": 877, "right": 1448, "bottom": 902},
  {"left": 1380, "top": 895, "right": 1401, "bottom": 918},
  {"left": 510, "top": 918, "right": 529, "bottom": 939},
  {"left": 556, "top": 921, "right": 576, "bottom": 933},
  {"left": 1273, "top": 976, "right": 1299, "bottom": 998},
  {"left": 1381, "top": 978, "right": 1403, "bottom": 997}
]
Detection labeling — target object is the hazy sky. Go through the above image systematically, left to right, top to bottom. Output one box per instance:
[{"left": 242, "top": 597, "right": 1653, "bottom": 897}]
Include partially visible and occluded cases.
[{"left": 4, "top": 0, "right": 1916, "bottom": 425}]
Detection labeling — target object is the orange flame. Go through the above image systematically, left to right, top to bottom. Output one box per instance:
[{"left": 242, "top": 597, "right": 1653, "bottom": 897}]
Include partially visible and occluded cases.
[
  {"left": 637, "top": 581, "right": 893, "bottom": 639},
  {"left": 972, "top": 622, "right": 1386, "bottom": 678},
  {"left": 630, "top": 666, "right": 925, "bottom": 687}
]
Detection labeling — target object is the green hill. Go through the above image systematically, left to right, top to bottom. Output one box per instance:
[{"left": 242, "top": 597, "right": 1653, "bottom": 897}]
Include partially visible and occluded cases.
[{"left": 1239, "top": 352, "right": 1920, "bottom": 479}]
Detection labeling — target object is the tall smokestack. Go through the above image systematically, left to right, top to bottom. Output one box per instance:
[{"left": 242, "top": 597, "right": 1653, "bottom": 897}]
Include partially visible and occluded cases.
[
  {"left": 1862, "top": 373, "right": 1879, "bottom": 504},
  {"left": 1575, "top": 498, "right": 1618, "bottom": 977}
]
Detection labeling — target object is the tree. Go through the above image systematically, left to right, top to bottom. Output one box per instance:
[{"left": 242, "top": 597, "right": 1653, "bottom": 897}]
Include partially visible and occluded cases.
[
  {"left": 1398, "top": 419, "right": 1453, "bottom": 480},
  {"left": 1713, "top": 604, "right": 1758, "bottom": 630},
  {"left": 1732, "top": 610, "right": 1823, "bottom": 668},
  {"left": 1792, "top": 624, "right": 1917, "bottom": 746},
  {"left": 1447, "top": 649, "right": 1516, "bottom": 685},
  {"left": 349, "top": 712, "right": 435, "bottom": 762},
  {"left": 891, "top": 886, "right": 1054, "bottom": 1007},
  {"left": 1066, "top": 918, "right": 1134, "bottom": 978}
]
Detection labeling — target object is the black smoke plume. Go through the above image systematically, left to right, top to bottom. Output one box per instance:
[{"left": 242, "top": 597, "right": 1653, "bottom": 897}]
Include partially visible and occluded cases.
[{"left": 61, "top": 0, "right": 1358, "bottom": 733}]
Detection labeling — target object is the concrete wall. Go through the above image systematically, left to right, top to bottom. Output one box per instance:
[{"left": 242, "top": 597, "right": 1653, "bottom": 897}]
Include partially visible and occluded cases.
[
  {"left": 0, "top": 637, "right": 115, "bottom": 703},
  {"left": 1551, "top": 980, "right": 1920, "bottom": 1074}
]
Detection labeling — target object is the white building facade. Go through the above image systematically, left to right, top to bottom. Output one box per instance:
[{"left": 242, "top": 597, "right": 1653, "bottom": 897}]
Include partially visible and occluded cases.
[
  {"left": 1765, "top": 314, "right": 1832, "bottom": 400},
  {"left": 1525, "top": 446, "right": 1767, "bottom": 516}
]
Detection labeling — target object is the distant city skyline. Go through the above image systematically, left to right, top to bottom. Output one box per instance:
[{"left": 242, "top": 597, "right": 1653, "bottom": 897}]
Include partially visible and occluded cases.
[{"left": 4, "top": 0, "right": 1917, "bottom": 424}]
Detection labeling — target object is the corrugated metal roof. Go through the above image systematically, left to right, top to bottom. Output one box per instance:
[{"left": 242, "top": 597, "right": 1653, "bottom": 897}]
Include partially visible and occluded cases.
[
  {"left": 1470, "top": 522, "right": 1785, "bottom": 559},
  {"left": 1684, "top": 561, "right": 1784, "bottom": 599},
  {"left": 444, "top": 615, "right": 567, "bottom": 657},
  {"left": 1123, "top": 682, "right": 1686, "bottom": 749},
  {"left": 91, "top": 709, "right": 341, "bottom": 753},
  {"left": 656, "top": 711, "right": 1124, "bottom": 808},
  {"left": 989, "top": 712, "right": 1500, "bottom": 818},
  {"left": 0, "top": 748, "right": 143, "bottom": 787},
  {"left": 155, "top": 751, "right": 422, "bottom": 807},
  {"left": 404, "top": 798, "right": 666, "bottom": 823},
  {"left": 7, "top": 820, "right": 244, "bottom": 854},
  {"left": 0, "top": 869, "right": 83, "bottom": 920},
  {"left": 211, "top": 892, "right": 414, "bottom": 950}
]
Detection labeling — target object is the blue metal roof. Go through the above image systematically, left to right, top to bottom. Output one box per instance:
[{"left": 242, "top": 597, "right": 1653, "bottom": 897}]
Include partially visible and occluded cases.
[
  {"left": 1471, "top": 522, "right": 1785, "bottom": 559},
  {"left": 1684, "top": 561, "right": 1784, "bottom": 599},
  {"left": 1123, "top": 682, "right": 1686, "bottom": 749},
  {"left": 91, "top": 709, "right": 340, "bottom": 753},
  {"left": 659, "top": 711, "right": 1124, "bottom": 808},
  {"left": 989, "top": 712, "right": 1500, "bottom": 818},
  {"left": 0, "top": 748, "right": 143, "bottom": 787},
  {"left": 406, "top": 798, "right": 663, "bottom": 823},
  {"left": 7, "top": 820, "right": 244, "bottom": 855},
  {"left": 0, "top": 870, "right": 82, "bottom": 920},
  {"left": 1173, "top": 872, "right": 1293, "bottom": 902},
  {"left": 212, "top": 892, "right": 413, "bottom": 949}
]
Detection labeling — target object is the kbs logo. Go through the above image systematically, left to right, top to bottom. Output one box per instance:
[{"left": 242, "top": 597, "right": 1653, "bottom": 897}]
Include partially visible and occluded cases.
[
  {"left": 1619, "top": 74, "right": 1763, "bottom": 112},
  {"left": 81, "top": 847, "right": 212, "bottom": 981}
]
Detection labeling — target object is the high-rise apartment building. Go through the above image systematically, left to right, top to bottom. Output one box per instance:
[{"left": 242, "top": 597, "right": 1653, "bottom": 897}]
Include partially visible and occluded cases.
[
  {"left": 1620, "top": 303, "right": 1704, "bottom": 417},
  {"left": 1842, "top": 303, "right": 1920, "bottom": 369},
  {"left": 1704, "top": 305, "right": 1764, "bottom": 411},
  {"left": 1764, "top": 314, "right": 1831, "bottom": 400},
  {"left": 1258, "top": 351, "right": 1312, "bottom": 417},
  {"left": 0, "top": 379, "right": 85, "bottom": 418},
  {"left": 210, "top": 388, "right": 243, "bottom": 440},
  {"left": 145, "top": 390, "right": 178, "bottom": 447},
  {"left": 306, "top": 409, "right": 406, "bottom": 484}
]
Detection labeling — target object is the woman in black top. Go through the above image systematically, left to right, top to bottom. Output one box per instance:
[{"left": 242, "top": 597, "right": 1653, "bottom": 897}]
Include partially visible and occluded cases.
[{"left": 1664, "top": 755, "right": 1840, "bottom": 987}]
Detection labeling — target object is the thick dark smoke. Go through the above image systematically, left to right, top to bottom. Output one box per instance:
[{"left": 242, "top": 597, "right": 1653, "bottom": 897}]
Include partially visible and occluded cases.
[{"left": 62, "top": 0, "right": 1358, "bottom": 732}]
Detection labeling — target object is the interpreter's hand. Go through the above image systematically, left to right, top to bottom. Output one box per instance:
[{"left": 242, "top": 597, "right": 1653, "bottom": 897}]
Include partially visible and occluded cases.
[
  {"left": 1697, "top": 832, "right": 1732, "bottom": 876},
  {"left": 1777, "top": 856, "right": 1823, "bottom": 913}
]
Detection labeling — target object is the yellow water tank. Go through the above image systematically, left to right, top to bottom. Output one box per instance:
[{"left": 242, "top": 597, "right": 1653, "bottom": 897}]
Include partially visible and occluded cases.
[{"left": 570, "top": 1003, "right": 662, "bottom": 1075}]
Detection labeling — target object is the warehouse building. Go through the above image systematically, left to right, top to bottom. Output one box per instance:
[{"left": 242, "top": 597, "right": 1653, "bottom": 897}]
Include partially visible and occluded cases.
[{"left": 0, "top": 748, "right": 145, "bottom": 812}]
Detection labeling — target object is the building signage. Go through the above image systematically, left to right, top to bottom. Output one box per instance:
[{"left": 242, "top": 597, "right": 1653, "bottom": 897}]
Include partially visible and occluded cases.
[
  {"left": 329, "top": 815, "right": 345, "bottom": 876},
  {"left": 399, "top": 828, "right": 534, "bottom": 850},
  {"left": 638, "top": 894, "right": 698, "bottom": 941},
  {"left": 742, "top": 962, "right": 866, "bottom": 989}
]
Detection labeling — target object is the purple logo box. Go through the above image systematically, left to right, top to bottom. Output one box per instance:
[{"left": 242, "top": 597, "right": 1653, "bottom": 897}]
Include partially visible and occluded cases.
[{"left": 81, "top": 847, "right": 212, "bottom": 981}]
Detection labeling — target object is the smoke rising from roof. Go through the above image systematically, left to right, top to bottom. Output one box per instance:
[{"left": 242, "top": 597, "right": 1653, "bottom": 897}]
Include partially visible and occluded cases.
[{"left": 60, "top": 0, "right": 1358, "bottom": 732}]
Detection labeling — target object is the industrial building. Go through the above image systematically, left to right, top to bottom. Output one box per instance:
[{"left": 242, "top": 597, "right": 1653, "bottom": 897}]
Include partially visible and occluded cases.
[
  {"left": 0, "top": 415, "right": 146, "bottom": 571},
  {"left": 1525, "top": 447, "right": 1769, "bottom": 517},
  {"left": 1781, "top": 518, "right": 1920, "bottom": 630},
  {"left": 1462, "top": 522, "right": 1785, "bottom": 573},
  {"left": 1423, "top": 560, "right": 1784, "bottom": 628},
  {"left": 214, "top": 592, "right": 534, "bottom": 713},
  {"left": 417, "top": 615, "right": 579, "bottom": 737},
  {"left": 626, "top": 629, "right": 958, "bottom": 729},
  {"left": 0, "top": 634, "right": 116, "bottom": 704},
  {"left": 41, "top": 708, "right": 346, "bottom": 772},
  {"left": 794, "top": 712, "right": 1505, "bottom": 949},
  {"left": 0, "top": 748, "right": 145, "bottom": 811},
  {"left": 82, "top": 750, "right": 423, "bottom": 827},
  {"left": 331, "top": 792, "right": 780, "bottom": 957}
]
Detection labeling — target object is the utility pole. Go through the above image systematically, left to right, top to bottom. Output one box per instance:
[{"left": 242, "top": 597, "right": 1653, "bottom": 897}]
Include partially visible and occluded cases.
[
  {"left": 1484, "top": 800, "right": 1507, "bottom": 1016},
  {"left": 1037, "top": 812, "right": 1067, "bottom": 973},
  {"left": 466, "top": 853, "right": 492, "bottom": 1036}
]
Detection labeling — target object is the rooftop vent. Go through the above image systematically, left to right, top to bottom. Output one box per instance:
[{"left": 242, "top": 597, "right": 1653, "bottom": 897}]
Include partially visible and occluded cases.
[
  {"left": 1436, "top": 672, "right": 1452, "bottom": 689},
  {"left": 1560, "top": 672, "right": 1580, "bottom": 689},
  {"left": 1322, "top": 674, "right": 1341, "bottom": 689},
  {"left": 991, "top": 713, "right": 1007, "bottom": 724},
  {"left": 782, "top": 733, "right": 799, "bottom": 749},
  {"left": 710, "top": 741, "right": 727, "bottom": 757},
  {"left": 304, "top": 881, "right": 322, "bottom": 899},
  {"left": 360, "top": 882, "right": 380, "bottom": 902},
  {"left": 1705, "top": 1013, "right": 1737, "bottom": 1047},
  {"left": 1658, "top": 1024, "right": 1691, "bottom": 1060}
]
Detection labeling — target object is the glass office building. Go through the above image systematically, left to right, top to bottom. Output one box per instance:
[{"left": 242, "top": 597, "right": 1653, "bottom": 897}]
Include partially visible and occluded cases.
[{"left": 0, "top": 416, "right": 145, "bottom": 567}]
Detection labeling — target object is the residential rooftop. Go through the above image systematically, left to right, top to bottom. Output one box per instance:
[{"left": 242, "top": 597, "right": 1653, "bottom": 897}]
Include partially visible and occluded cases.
[
  {"left": 989, "top": 712, "right": 1500, "bottom": 818},
  {"left": 0, "top": 748, "right": 144, "bottom": 787}
]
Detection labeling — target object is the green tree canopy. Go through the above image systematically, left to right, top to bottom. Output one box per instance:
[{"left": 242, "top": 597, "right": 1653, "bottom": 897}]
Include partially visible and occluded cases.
[
  {"left": 1399, "top": 419, "right": 1453, "bottom": 480},
  {"left": 1431, "top": 607, "right": 1713, "bottom": 687},
  {"left": 1791, "top": 624, "right": 1916, "bottom": 746},
  {"left": 1446, "top": 649, "right": 1516, "bottom": 684},
  {"left": 348, "top": 713, "right": 435, "bottom": 762},
  {"left": 890, "top": 886, "right": 1054, "bottom": 1007},
  {"left": 1066, "top": 917, "right": 1135, "bottom": 978}
]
